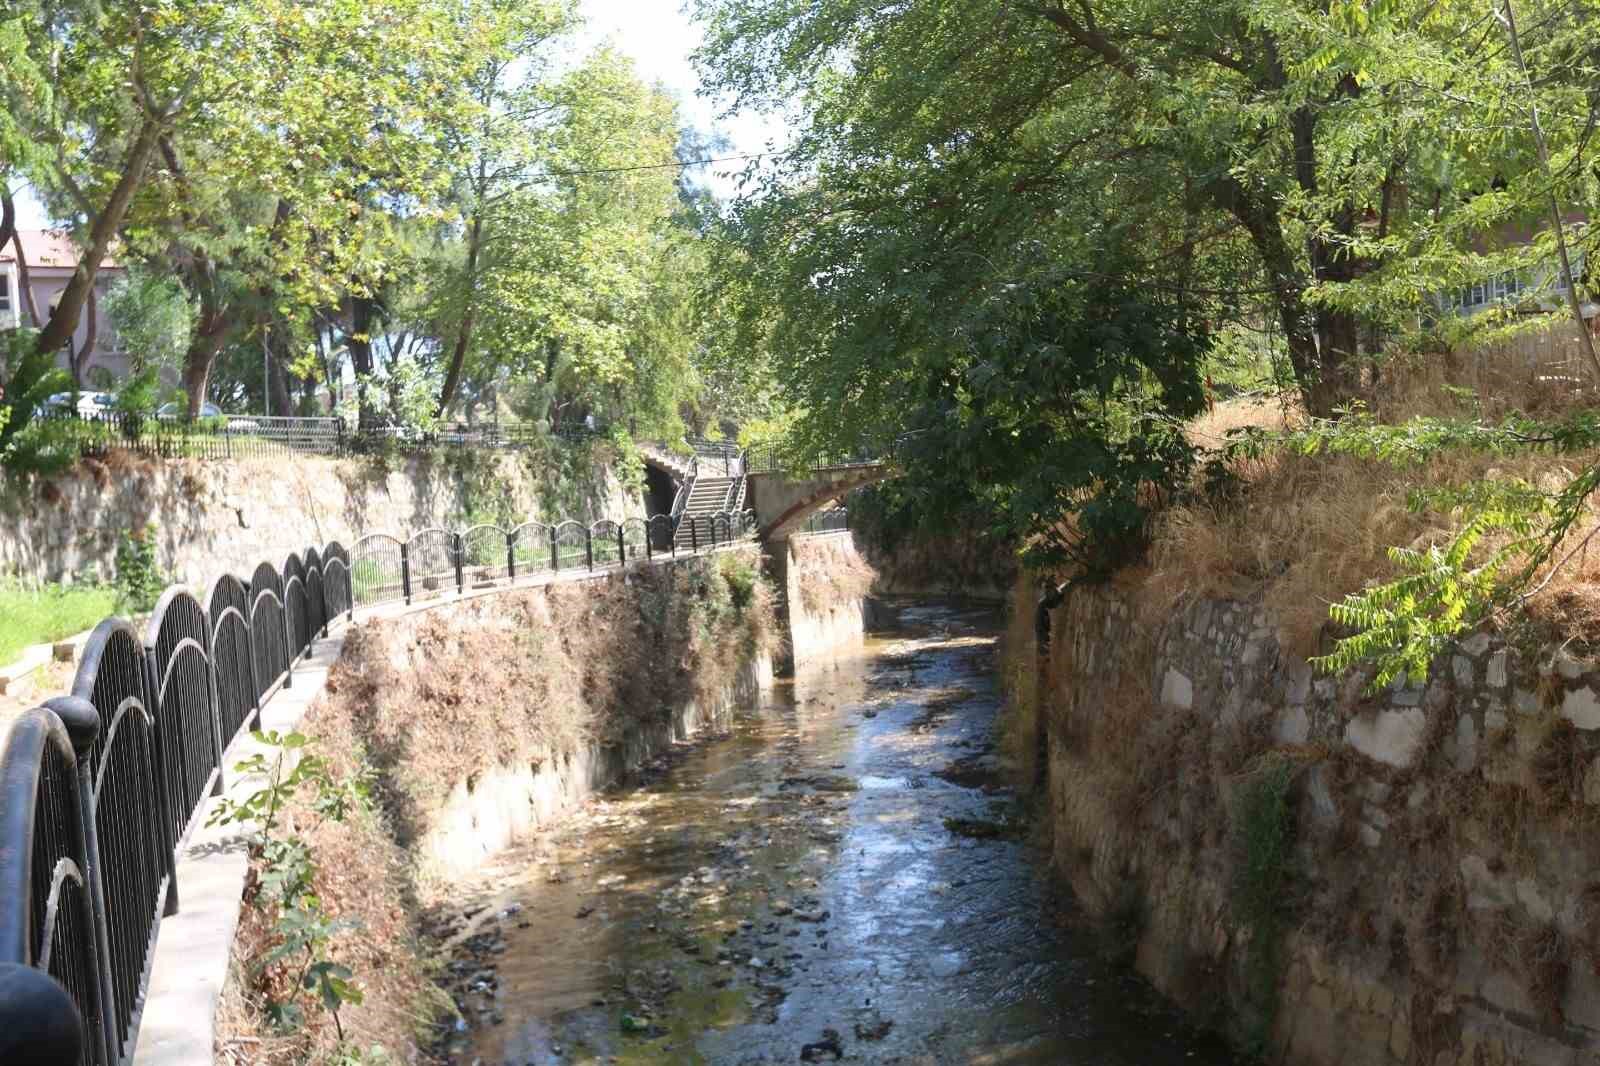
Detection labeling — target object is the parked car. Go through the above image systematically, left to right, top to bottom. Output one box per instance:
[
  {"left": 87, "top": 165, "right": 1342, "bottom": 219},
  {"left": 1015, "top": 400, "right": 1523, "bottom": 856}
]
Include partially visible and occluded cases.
[
  {"left": 41, "top": 391, "right": 117, "bottom": 417},
  {"left": 156, "top": 401, "right": 224, "bottom": 420}
]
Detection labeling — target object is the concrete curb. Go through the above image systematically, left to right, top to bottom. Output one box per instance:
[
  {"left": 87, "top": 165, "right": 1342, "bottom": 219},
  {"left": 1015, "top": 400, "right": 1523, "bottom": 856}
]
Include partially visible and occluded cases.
[{"left": 0, "top": 624, "right": 97, "bottom": 695}]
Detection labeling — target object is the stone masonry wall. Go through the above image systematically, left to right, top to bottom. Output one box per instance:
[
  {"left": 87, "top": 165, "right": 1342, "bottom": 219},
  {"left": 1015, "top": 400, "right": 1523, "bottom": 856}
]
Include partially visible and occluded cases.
[
  {"left": 0, "top": 449, "right": 638, "bottom": 588},
  {"left": 1041, "top": 586, "right": 1600, "bottom": 1066}
]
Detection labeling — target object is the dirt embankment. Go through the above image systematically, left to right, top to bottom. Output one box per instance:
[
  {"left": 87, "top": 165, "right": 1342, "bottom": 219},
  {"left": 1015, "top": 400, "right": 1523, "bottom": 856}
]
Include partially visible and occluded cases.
[{"left": 218, "top": 551, "right": 777, "bottom": 1064}]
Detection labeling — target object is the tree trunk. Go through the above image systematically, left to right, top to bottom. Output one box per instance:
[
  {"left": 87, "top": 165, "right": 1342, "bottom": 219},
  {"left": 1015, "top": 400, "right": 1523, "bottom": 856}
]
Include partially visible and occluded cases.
[
  {"left": 34, "top": 114, "right": 163, "bottom": 356},
  {"left": 1211, "top": 175, "right": 1358, "bottom": 417},
  {"left": 0, "top": 186, "right": 14, "bottom": 268},
  {"left": 436, "top": 210, "right": 483, "bottom": 417},
  {"left": 11, "top": 225, "right": 40, "bottom": 329},
  {"left": 181, "top": 259, "right": 228, "bottom": 415},
  {"left": 72, "top": 285, "right": 98, "bottom": 387},
  {"left": 348, "top": 294, "right": 377, "bottom": 428},
  {"left": 181, "top": 325, "right": 228, "bottom": 415},
  {"left": 263, "top": 325, "right": 292, "bottom": 417}
]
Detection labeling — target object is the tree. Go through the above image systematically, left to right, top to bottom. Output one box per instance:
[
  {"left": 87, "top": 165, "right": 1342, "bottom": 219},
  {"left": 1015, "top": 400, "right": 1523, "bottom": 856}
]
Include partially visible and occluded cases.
[
  {"left": 427, "top": 0, "right": 579, "bottom": 417},
  {"left": 692, "top": 0, "right": 1582, "bottom": 420},
  {"left": 450, "top": 46, "right": 709, "bottom": 437},
  {"left": 100, "top": 267, "right": 193, "bottom": 376}
]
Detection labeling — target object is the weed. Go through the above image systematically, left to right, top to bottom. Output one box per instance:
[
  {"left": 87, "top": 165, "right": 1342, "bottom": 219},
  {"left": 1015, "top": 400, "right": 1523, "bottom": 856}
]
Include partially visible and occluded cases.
[
  {"left": 114, "top": 523, "right": 164, "bottom": 613},
  {"left": 211, "top": 730, "right": 374, "bottom": 1042},
  {"left": 1231, "top": 754, "right": 1297, "bottom": 1057}
]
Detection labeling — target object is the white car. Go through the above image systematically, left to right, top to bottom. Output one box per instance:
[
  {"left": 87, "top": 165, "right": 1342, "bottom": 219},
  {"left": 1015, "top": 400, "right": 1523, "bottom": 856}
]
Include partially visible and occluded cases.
[
  {"left": 43, "top": 391, "right": 117, "bottom": 417},
  {"left": 156, "top": 401, "right": 224, "bottom": 419}
]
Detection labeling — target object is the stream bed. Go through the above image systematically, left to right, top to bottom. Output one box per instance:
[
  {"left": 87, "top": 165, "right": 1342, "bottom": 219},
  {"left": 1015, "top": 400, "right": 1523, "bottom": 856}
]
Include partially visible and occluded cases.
[{"left": 433, "top": 598, "right": 1239, "bottom": 1065}]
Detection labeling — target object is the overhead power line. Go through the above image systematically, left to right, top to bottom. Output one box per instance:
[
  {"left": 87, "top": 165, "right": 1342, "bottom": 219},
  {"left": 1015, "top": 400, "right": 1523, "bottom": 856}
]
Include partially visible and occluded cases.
[{"left": 546, "top": 150, "right": 789, "bottom": 177}]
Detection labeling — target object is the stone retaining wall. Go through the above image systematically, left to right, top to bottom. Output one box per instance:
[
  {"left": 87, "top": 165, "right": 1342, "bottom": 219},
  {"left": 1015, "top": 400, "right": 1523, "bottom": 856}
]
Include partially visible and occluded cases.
[
  {"left": 0, "top": 448, "right": 636, "bottom": 587},
  {"left": 770, "top": 532, "right": 872, "bottom": 670},
  {"left": 1036, "top": 585, "right": 1600, "bottom": 1066}
]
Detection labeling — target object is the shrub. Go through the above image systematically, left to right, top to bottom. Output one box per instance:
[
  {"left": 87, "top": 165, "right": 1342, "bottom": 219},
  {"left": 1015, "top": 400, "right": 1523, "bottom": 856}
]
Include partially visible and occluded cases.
[{"left": 114, "top": 524, "right": 164, "bottom": 612}]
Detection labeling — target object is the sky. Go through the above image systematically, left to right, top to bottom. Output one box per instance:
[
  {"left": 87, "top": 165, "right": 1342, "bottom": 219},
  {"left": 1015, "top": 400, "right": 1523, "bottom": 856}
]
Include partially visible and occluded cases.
[
  {"left": 577, "top": 0, "right": 791, "bottom": 199},
  {"left": 11, "top": 1, "right": 786, "bottom": 227}
]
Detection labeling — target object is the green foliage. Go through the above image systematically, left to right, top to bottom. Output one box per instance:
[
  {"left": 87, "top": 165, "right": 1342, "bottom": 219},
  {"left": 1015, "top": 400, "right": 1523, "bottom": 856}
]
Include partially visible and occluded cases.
[
  {"left": 100, "top": 268, "right": 195, "bottom": 373},
  {"left": 0, "top": 330, "right": 73, "bottom": 475},
  {"left": 346, "top": 357, "right": 441, "bottom": 437},
  {"left": 112, "top": 367, "right": 166, "bottom": 419},
  {"left": 1243, "top": 406, "right": 1600, "bottom": 688},
  {"left": 113, "top": 524, "right": 164, "bottom": 614},
  {"left": 719, "top": 554, "right": 757, "bottom": 611},
  {"left": 0, "top": 581, "right": 118, "bottom": 664},
  {"left": 210, "top": 730, "right": 373, "bottom": 1041},
  {"left": 1232, "top": 756, "right": 1297, "bottom": 1057}
]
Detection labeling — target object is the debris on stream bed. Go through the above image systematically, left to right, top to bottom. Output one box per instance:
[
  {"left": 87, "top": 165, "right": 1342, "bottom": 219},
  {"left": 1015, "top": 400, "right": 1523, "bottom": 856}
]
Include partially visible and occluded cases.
[{"left": 421, "top": 600, "right": 1236, "bottom": 1066}]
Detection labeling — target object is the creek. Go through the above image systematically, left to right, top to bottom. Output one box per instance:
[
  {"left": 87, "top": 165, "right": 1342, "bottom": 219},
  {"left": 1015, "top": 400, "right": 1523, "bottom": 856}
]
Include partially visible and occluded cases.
[{"left": 435, "top": 599, "right": 1238, "bottom": 1065}]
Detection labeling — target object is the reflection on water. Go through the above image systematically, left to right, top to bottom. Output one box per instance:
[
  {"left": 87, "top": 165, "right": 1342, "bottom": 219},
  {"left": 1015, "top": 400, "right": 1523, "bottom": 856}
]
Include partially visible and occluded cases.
[{"left": 442, "top": 599, "right": 1238, "bottom": 1065}]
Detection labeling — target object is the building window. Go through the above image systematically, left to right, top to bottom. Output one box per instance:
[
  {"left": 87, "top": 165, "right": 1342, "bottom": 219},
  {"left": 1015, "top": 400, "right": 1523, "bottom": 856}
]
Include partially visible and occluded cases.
[{"left": 0, "top": 273, "right": 10, "bottom": 315}]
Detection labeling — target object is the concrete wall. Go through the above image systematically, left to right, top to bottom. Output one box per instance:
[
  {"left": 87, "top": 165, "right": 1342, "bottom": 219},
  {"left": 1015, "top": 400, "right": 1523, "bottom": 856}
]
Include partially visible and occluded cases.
[
  {"left": 0, "top": 449, "right": 638, "bottom": 587},
  {"left": 767, "top": 531, "right": 871, "bottom": 670},
  {"left": 1035, "top": 586, "right": 1600, "bottom": 1066}
]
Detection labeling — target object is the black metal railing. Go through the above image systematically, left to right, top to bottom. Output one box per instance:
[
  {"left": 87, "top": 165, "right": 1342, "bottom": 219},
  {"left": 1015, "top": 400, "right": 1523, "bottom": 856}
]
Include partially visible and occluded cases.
[
  {"left": 29, "top": 411, "right": 615, "bottom": 463},
  {"left": 742, "top": 442, "right": 892, "bottom": 475},
  {"left": 0, "top": 501, "right": 759, "bottom": 1063},
  {"left": 797, "top": 507, "right": 850, "bottom": 535},
  {"left": 347, "top": 509, "right": 757, "bottom": 608},
  {"left": 0, "top": 535, "right": 356, "bottom": 1065}
]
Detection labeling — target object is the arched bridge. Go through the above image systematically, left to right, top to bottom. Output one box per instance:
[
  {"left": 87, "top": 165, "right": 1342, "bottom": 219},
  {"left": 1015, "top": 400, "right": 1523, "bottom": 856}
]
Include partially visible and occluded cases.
[
  {"left": 639, "top": 441, "right": 897, "bottom": 543},
  {"left": 746, "top": 461, "right": 895, "bottom": 540}
]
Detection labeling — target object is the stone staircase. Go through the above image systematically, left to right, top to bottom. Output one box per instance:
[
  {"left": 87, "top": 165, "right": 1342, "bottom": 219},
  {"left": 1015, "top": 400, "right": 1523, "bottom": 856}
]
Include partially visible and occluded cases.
[
  {"left": 637, "top": 443, "right": 697, "bottom": 483},
  {"left": 673, "top": 475, "right": 739, "bottom": 549}
]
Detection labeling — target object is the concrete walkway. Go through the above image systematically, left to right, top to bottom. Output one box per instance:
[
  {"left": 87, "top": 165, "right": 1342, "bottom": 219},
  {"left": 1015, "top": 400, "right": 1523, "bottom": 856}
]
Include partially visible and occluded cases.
[{"left": 130, "top": 545, "right": 755, "bottom": 1066}]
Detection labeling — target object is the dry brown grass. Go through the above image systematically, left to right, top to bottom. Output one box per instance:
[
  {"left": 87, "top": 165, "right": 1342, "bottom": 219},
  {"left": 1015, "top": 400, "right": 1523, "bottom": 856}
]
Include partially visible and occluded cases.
[
  {"left": 1141, "top": 351, "right": 1600, "bottom": 656},
  {"left": 1186, "top": 393, "right": 1302, "bottom": 451},
  {"left": 791, "top": 534, "right": 879, "bottom": 615},
  {"left": 217, "top": 707, "right": 444, "bottom": 1065}
]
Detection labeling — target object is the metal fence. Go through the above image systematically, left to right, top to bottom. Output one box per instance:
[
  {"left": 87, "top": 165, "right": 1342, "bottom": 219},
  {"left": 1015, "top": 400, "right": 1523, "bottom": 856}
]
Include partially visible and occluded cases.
[
  {"left": 30, "top": 411, "right": 611, "bottom": 463},
  {"left": 742, "top": 442, "right": 892, "bottom": 474},
  {"left": 0, "top": 507, "right": 759, "bottom": 1063},
  {"left": 797, "top": 507, "right": 850, "bottom": 535},
  {"left": 347, "top": 509, "right": 758, "bottom": 609},
  {"left": 0, "top": 535, "right": 349, "bottom": 1066}
]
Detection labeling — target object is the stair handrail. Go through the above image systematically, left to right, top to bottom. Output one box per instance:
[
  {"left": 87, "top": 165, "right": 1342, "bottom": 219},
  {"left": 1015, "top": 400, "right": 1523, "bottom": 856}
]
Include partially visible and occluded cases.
[{"left": 669, "top": 453, "right": 698, "bottom": 527}]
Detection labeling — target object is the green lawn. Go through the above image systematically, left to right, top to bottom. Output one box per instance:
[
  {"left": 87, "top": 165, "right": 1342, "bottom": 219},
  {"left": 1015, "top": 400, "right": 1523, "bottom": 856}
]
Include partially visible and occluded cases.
[{"left": 0, "top": 583, "right": 119, "bottom": 665}]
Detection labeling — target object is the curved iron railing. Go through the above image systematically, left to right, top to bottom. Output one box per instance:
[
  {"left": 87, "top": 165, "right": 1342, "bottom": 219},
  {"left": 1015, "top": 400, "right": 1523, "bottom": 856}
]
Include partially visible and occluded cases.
[
  {"left": 0, "top": 504, "right": 762, "bottom": 1061},
  {"left": 799, "top": 507, "right": 850, "bottom": 535},
  {"left": 647, "top": 514, "right": 677, "bottom": 556},
  {"left": 552, "top": 520, "right": 590, "bottom": 572},
  {"left": 590, "top": 520, "right": 623, "bottom": 566},
  {"left": 510, "top": 522, "right": 553, "bottom": 576},
  {"left": 460, "top": 524, "right": 511, "bottom": 584},
  {"left": 408, "top": 527, "right": 457, "bottom": 598},
  {"left": 349, "top": 533, "right": 406, "bottom": 607},
  {"left": 321, "top": 542, "right": 353, "bottom": 622},
  {"left": 303, "top": 547, "right": 327, "bottom": 639},
  {"left": 282, "top": 553, "right": 311, "bottom": 661},
  {"left": 249, "top": 560, "right": 291, "bottom": 702},
  {"left": 207, "top": 574, "right": 257, "bottom": 749},
  {"left": 143, "top": 590, "right": 221, "bottom": 857},
  {"left": 73, "top": 621, "right": 171, "bottom": 1062},
  {"left": 0, "top": 703, "right": 103, "bottom": 1065}
]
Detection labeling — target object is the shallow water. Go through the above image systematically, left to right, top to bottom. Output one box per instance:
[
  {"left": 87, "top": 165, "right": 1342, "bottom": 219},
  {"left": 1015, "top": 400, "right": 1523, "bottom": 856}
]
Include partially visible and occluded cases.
[{"left": 438, "top": 599, "right": 1239, "bottom": 1065}]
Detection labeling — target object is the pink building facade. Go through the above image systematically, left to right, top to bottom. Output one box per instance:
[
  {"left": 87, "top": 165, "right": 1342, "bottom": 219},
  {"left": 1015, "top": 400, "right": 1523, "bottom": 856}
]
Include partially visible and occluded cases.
[{"left": 0, "top": 229, "right": 130, "bottom": 384}]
